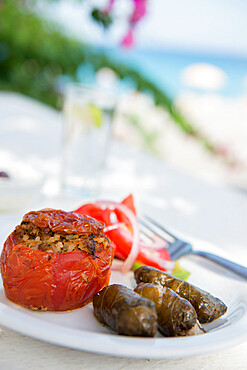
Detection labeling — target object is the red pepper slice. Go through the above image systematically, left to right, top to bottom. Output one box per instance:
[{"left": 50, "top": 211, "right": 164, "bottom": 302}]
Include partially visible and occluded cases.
[{"left": 75, "top": 194, "right": 171, "bottom": 271}]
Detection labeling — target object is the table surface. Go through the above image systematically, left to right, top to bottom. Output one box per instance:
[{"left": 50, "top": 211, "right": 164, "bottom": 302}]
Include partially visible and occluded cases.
[{"left": 1, "top": 93, "right": 247, "bottom": 369}]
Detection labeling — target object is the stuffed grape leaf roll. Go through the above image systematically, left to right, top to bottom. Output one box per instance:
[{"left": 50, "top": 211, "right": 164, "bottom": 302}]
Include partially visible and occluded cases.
[
  {"left": 134, "top": 266, "right": 227, "bottom": 324},
  {"left": 134, "top": 283, "right": 204, "bottom": 336},
  {"left": 93, "top": 284, "right": 157, "bottom": 336}
]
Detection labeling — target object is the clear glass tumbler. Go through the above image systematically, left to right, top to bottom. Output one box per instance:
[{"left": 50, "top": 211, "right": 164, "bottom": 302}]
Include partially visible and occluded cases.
[{"left": 62, "top": 84, "right": 115, "bottom": 198}]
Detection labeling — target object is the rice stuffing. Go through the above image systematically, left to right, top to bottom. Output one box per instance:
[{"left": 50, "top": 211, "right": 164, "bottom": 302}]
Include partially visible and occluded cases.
[{"left": 15, "top": 222, "right": 110, "bottom": 257}]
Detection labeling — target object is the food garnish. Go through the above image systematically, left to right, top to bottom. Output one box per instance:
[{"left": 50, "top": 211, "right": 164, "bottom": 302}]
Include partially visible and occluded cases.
[
  {"left": 75, "top": 194, "right": 176, "bottom": 274},
  {"left": 0, "top": 209, "right": 113, "bottom": 311},
  {"left": 172, "top": 261, "right": 190, "bottom": 281},
  {"left": 134, "top": 266, "right": 227, "bottom": 323},
  {"left": 93, "top": 284, "right": 157, "bottom": 336}
]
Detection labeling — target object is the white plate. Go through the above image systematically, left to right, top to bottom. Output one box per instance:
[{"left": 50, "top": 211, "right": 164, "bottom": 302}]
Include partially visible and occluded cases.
[{"left": 0, "top": 214, "right": 247, "bottom": 360}]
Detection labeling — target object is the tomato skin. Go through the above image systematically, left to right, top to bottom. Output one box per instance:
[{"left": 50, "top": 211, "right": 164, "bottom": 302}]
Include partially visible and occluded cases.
[
  {"left": 121, "top": 194, "right": 136, "bottom": 215},
  {"left": 75, "top": 204, "right": 112, "bottom": 225},
  {"left": 23, "top": 209, "right": 105, "bottom": 235},
  {"left": 0, "top": 231, "right": 113, "bottom": 311}
]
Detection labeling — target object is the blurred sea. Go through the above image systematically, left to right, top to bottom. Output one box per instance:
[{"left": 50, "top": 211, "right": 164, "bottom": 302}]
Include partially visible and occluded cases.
[{"left": 103, "top": 48, "right": 247, "bottom": 99}]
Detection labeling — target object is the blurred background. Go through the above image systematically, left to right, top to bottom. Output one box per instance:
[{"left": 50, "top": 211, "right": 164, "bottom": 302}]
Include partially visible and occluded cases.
[{"left": 1, "top": 0, "right": 247, "bottom": 191}]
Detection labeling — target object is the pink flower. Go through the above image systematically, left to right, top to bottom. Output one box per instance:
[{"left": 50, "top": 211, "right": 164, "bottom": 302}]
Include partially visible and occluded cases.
[
  {"left": 95, "top": 0, "right": 148, "bottom": 48},
  {"left": 104, "top": 0, "right": 115, "bottom": 13},
  {"left": 121, "top": 0, "right": 147, "bottom": 48},
  {"left": 131, "top": 0, "right": 147, "bottom": 24},
  {"left": 121, "top": 29, "right": 134, "bottom": 48},
  {"left": 216, "top": 145, "right": 229, "bottom": 156}
]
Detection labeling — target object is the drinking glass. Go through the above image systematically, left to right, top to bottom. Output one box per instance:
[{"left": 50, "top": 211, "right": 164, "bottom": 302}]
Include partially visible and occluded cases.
[{"left": 62, "top": 84, "right": 115, "bottom": 198}]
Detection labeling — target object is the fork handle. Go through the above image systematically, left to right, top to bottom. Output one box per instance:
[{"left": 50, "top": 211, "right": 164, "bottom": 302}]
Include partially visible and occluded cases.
[{"left": 194, "top": 251, "right": 247, "bottom": 279}]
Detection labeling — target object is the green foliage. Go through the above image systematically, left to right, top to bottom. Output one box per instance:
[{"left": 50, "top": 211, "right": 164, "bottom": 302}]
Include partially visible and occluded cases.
[
  {"left": 0, "top": 0, "right": 221, "bottom": 156},
  {"left": 0, "top": 0, "right": 87, "bottom": 106},
  {"left": 91, "top": 8, "right": 113, "bottom": 29},
  {"left": 127, "top": 114, "right": 160, "bottom": 154}
]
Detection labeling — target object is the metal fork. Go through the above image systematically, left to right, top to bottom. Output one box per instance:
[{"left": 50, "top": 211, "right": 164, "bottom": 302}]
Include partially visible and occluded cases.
[{"left": 139, "top": 215, "right": 247, "bottom": 280}]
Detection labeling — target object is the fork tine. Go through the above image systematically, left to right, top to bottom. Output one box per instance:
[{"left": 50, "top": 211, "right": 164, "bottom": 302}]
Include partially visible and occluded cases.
[
  {"left": 142, "top": 215, "right": 178, "bottom": 242},
  {"left": 139, "top": 216, "right": 193, "bottom": 260},
  {"left": 139, "top": 218, "right": 175, "bottom": 244},
  {"left": 139, "top": 220, "right": 171, "bottom": 246},
  {"left": 139, "top": 222, "right": 156, "bottom": 239},
  {"left": 139, "top": 223, "right": 156, "bottom": 244}
]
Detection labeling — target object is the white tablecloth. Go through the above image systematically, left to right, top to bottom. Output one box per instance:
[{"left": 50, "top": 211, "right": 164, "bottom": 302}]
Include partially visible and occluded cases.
[
  {"left": 1, "top": 93, "right": 247, "bottom": 369},
  {"left": 1, "top": 326, "right": 247, "bottom": 370}
]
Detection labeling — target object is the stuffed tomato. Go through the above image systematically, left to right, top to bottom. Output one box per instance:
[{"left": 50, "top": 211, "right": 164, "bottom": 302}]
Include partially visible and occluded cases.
[{"left": 0, "top": 209, "right": 114, "bottom": 311}]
